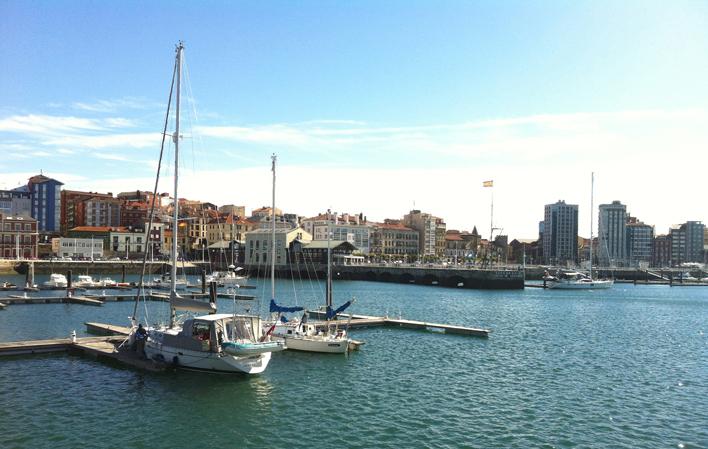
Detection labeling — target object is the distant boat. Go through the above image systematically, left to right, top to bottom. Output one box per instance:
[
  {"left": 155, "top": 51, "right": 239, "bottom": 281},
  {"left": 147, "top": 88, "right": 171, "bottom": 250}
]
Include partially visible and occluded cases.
[
  {"left": 547, "top": 173, "right": 613, "bottom": 290},
  {"left": 206, "top": 265, "right": 246, "bottom": 286},
  {"left": 547, "top": 270, "right": 613, "bottom": 289},
  {"left": 43, "top": 273, "right": 68, "bottom": 289},
  {"left": 74, "top": 275, "right": 98, "bottom": 288},
  {"left": 0, "top": 282, "right": 17, "bottom": 291}
]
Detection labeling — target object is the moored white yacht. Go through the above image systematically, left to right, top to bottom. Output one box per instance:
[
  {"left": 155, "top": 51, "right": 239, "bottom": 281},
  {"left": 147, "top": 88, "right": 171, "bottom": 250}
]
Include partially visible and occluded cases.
[
  {"left": 140, "top": 42, "right": 284, "bottom": 374},
  {"left": 43, "top": 273, "right": 68, "bottom": 288},
  {"left": 74, "top": 275, "right": 99, "bottom": 288}
]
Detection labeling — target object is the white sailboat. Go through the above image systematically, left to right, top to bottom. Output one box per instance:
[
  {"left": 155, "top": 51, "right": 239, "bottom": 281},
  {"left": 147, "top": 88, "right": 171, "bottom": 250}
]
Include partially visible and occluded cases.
[
  {"left": 141, "top": 42, "right": 284, "bottom": 374},
  {"left": 266, "top": 157, "right": 354, "bottom": 353},
  {"left": 548, "top": 172, "right": 614, "bottom": 290}
]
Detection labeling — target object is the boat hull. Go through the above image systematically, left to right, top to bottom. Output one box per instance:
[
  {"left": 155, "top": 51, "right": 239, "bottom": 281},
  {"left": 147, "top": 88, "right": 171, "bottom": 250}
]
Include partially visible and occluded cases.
[
  {"left": 548, "top": 280, "right": 614, "bottom": 289},
  {"left": 272, "top": 334, "right": 349, "bottom": 353},
  {"left": 145, "top": 338, "right": 272, "bottom": 374}
]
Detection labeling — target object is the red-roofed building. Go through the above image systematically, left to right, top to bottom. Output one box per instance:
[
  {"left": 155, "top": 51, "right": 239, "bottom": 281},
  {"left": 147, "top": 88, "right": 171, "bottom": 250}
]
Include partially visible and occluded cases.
[{"left": 370, "top": 221, "right": 418, "bottom": 260}]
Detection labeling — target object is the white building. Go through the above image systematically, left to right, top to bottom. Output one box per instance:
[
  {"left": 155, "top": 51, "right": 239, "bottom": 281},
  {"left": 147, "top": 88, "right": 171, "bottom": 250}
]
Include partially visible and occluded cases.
[
  {"left": 301, "top": 212, "right": 371, "bottom": 254},
  {"left": 245, "top": 227, "right": 311, "bottom": 267},
  {"left": 52, "top": 237, "right": 103, "bottom": 259}
]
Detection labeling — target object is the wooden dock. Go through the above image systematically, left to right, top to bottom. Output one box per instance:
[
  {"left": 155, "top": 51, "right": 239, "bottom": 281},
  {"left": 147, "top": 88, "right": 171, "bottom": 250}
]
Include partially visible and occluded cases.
[
  {"left": 0, "top": 331, "right": 168, "bottom": 372},
  {"left": 0, "top": 335, "right": 125, "bottom": 356}
]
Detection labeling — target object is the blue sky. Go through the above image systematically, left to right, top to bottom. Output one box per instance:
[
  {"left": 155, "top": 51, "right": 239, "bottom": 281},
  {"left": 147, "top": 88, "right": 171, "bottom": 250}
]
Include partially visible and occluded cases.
[{"left": 1, "top": 1, "right": 707, "bottom": 238}]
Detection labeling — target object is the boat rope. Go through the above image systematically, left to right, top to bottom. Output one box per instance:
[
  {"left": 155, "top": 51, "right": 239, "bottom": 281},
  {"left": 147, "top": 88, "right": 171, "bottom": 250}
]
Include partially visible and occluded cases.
[{"left": 133, "top": 54, "right": 178, "bottom": 325}]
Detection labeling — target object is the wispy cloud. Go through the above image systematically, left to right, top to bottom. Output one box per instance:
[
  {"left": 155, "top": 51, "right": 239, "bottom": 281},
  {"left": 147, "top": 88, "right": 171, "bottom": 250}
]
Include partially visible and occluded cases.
[
  {"left": 71, "top": 97, "right": 160, "bottom": 113},
  {"left": 44, "top": 132, "right": 160, "bottom": 149}
]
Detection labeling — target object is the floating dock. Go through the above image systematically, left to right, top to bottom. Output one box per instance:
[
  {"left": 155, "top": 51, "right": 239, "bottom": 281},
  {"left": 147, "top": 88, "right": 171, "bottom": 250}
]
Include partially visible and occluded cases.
[
  {"left": 306, "top": 311, "right": 490, "bottom": 337},
  {"left": 0, "top": 335, "right": 125, "bottom": 356}
]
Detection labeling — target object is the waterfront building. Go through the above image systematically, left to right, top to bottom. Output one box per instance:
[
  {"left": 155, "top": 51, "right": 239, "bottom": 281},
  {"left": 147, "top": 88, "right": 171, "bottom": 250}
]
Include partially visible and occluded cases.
[
  {"left": 23, "top": 174, "right": 63, "bottom": 233},
  {"left": 0, "top": 189, "right": 31, "bottom": 217},
  {"left": 61, "top": 190, "right": 121, "bottom": 234},
  {"left": 117, "top": 190, "right": 159, "bottom": 206},
  {"left": 542, "top": 200, "right": 578, "bottom": 266},
  {"left": 598, "top": 200, "right": 627, "bottom": 267},
  {"left": 120, "top": 202, "right": 149, "bottom": 228},
  {"left": 218, "top": 204, "right": 246, "bottom": 217},
  {"left": 403, "top": 210, "right": 444, "bottom": 259},
  {"left": 302, "top": 212, "right": 371, "bottom": 255},
  {"left": 0, "top": 214, "right": 38, "bottom": 259},
  {"left": 205, "top": 215, "right": 258, "bottom": 246},
  {"left": 435, "top": 217, "right": 447, "bottom": 259},
  {"left": 626, "top": 217, "right": 654, "bottom": 267},
  {"left": 371, "top": 221, "right": 419, "bottom": 261},
  {"left": 670, "top": 221, "right": 705, "bottom": 265},
  {"left": 67, "top": 225, "right": 148, "bottom": 258},
  {"left": 244, "top": 227, "right": 311, "bottom": 267},
  {"left": 444, "top": 230, "right": 465, "bottom": 263},
  {"left": 652, "top": 234, "right": 672, "bottom": 267},
  {"left": 51, "top": 237, "right": 103, "bottom": 259},
  {"left": 508, "top": 239, "right": 538, "bottom": 265},
  {"left": 292, "top": 240, "right": 361, "bottom": 265}
]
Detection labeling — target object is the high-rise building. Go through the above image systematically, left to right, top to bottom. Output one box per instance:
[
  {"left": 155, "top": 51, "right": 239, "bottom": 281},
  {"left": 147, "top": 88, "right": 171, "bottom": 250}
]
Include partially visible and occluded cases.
[
  {"left": 26, "top": 174, "right": 63, "bottom": 233},
  {"left": 61, "top": 190, "right": 121, "bottom": 234},
  {"left": 543, "top": 200, "right": 578, "bottom": 265},
  {"left": 598, "top": 200, "right": 627, "bottom": 266},
  {"left": 403, "top": 210, "right": 443, "bottom": 258},
  {"left": 626, "top": 217, "right": 654, "bottom": 267},
  {"left": 670, "top": 221, "right": 705, "bottom": 265}
]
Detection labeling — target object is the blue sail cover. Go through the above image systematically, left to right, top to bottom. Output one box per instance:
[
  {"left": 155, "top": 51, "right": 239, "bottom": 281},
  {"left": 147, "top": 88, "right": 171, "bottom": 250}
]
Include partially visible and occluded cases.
[
  {"left": 269, "top": 299, "right": 304, "bottom": 314},
  {"left": 326, "top": 300, "right": 352, "bottom": 319}
]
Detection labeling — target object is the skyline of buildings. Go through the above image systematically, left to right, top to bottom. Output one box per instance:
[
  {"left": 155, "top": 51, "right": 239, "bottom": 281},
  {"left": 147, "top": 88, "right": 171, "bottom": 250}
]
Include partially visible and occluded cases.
[{"left": 0, "top": 173, "right": 706, "bottom": 267}]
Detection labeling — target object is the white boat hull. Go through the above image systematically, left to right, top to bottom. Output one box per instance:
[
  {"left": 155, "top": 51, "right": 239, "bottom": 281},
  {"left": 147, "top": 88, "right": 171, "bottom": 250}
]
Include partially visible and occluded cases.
[
  {"left": 548, "top": 279, "right": 614, "bottom": 289},
  {"left": 272, "top": 334, "right": 349, "bottom": 353},
  {"left": 145, "top": 339, "right": 272, "bottom": 374}
]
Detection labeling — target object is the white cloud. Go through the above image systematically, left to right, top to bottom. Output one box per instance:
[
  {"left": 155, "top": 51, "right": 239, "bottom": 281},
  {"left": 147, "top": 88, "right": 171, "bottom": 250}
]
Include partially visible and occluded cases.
[
  {"left": 1, "top": 108, "right": 706, "bottom": 238},
  {"left": 43, "top": 132, "right": 161, "bottom": 149}
]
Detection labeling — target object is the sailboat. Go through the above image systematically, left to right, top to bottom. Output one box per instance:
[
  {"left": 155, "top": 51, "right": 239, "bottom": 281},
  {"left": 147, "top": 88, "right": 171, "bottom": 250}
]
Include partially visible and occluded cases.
[
  {"left": 141, "top": 42, "right": 284, "bottom": 374},
  {"left": 266, "top": 158, "right": 354, "bottom": 353},
  {"left": 548, "top": 172, "right": 614, "bottom": 290}
]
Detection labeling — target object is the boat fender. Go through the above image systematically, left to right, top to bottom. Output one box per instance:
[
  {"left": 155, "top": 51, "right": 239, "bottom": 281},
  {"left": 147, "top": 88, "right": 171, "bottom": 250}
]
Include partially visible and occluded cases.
[{"left": 172, "top": 356, "right": 179, "bottom": 366}]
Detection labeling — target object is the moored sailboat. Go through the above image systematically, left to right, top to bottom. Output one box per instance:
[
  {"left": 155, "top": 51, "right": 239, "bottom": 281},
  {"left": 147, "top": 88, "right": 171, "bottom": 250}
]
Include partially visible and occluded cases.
[
  {"left": 138, "top": 42, "right": 283, "bottom": 374},
  {"left": 264, "top": 156, "right": 355, "bottom": 353},
  {"left": 548, "top": 173, "right": 613, "bottom": 290}
]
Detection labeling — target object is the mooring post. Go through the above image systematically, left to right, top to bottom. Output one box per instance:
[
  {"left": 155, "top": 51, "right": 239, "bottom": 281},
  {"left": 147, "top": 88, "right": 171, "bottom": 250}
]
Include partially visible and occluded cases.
[
  {"left": 121, "top": 264, "right": 126, "bottom": 283},
  {"left": 201, "top": 270, "right": 207, "bottom": 294},
  {"left": 208, "top": 281, "right": 217, "bottom": 311}
]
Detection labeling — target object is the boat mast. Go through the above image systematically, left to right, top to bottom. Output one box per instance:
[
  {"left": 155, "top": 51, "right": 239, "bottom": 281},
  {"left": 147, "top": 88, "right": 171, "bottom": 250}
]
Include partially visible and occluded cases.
[
  {"left": 170, "top": 42, "right": 183, "bottom": 327},
  {"left": 271, "top": 154, "right": 276, "bottom": 301},
  {"left": 590, "top": 172, "right": 594, "bottom": 281},
  {"left": 326, "top": 213, "right": 332, "bottom": 310}
]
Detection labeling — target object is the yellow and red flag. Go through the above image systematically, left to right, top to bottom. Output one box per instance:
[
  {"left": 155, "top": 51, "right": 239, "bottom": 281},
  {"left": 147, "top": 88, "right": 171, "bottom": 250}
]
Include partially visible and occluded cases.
[{"left": 483, "top": 180, "right": 493, "bottom": 187}]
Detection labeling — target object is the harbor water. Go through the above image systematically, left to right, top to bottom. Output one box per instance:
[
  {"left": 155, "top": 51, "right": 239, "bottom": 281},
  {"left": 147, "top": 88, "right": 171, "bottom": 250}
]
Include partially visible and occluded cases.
[{"left": 0, "top": 274, "right": 706, "bottom": 448}]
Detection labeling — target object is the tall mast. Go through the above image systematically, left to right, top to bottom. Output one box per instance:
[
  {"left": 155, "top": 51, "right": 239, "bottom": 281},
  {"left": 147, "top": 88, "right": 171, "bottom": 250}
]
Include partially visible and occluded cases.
[
  {"left": 170, "top": 42, "right": 183, "bottom": 325},
  {"left": 270, "top": 154, "right": 276, "bottom": 300},
  {"left": 590, "top": 172, "right": 594, "bottom": 280},
  {"left": 326, "top": 214, "right": 332, "bottom": 309}
]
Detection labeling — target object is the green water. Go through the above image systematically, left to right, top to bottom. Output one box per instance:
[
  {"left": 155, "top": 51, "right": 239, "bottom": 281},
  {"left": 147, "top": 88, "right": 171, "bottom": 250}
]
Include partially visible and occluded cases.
[{"left": 0, "top": 276, "right": 706, "bottom": 448}]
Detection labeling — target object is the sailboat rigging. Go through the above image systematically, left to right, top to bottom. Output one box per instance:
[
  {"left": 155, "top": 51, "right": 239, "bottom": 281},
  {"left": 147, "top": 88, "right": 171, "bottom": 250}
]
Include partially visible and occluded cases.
[
  {"left": 138, "top": 42, "right": 284, "bottom": 374},
  {"left": 266, "top": 158, "right": 356, "bottom": 353},
  {"left": 547, "top": 172, "right": 614, "bottom": 290}
]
